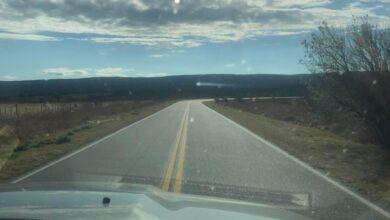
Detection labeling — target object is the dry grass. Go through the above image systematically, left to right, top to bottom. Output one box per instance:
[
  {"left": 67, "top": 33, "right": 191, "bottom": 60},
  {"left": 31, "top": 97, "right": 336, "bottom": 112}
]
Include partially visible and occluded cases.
[
  {"left": 215, "top": 98, "right": 373, "bottom": 143},
  {"left": 0, "top": 101, "right": 173, "bottom": 182},
  {"left": 0, "top": 101, "right": 156, "bottom": 140},
  {"left": 205, "top": 101, "right": 390, "bottom": 210},
  {"left": 0, "top": 102, "right": 91, "bottom": 118},
  {"left": 0, "top": 126, "right": 19, "bottom": 170}
]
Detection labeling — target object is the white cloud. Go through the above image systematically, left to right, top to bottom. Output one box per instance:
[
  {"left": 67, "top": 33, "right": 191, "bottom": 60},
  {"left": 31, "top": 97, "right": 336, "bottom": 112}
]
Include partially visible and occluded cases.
[
  {"left": 0, "top": 0, "right": 388, "bottom": 48},
  {"left": 129, "top": 0, "right": 149, "bottom": 11},
  {"left": 269, "top": 0, "right": 331, "bottom": 8},
  {"left": 360, "top": 0, "right": 390, "bottom": 3},
  {"left": 0, "top": 32, "right": 57, "bottom": 41},
  {"left": 85, "top": 36, "right": 202, "bottom": 48},
  {"left": 149, "top": 50, "right": 185, "bottom": 58},
  {"left": 149, "top": 54, "right": 168, "bottom": 58},
  {"left": 240, "top": 59, "right": 247, "bottom": 64},
  {"left": 224, "top": 63, "right": 237, "bottom": 68},
  {"left": 43, "top": 67, "right": 130, "bottom": 77},
  {"left": 95, "top": 67, "right": 129, "bottom": 77},
  {"left": 43, "top": 68, "right": 90, "bottom": 77},
  {"left": 134, "top": 73, "right": 168, "bottom": 77},
  {"left": 1, "top": 75, "right": 17, "bottom": 81}
]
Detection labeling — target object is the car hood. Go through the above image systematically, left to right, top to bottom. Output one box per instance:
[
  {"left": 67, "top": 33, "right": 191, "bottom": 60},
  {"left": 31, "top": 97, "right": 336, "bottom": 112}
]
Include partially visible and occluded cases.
[{"left": 0, "top": 182, "right": 311, "bottom": 220}]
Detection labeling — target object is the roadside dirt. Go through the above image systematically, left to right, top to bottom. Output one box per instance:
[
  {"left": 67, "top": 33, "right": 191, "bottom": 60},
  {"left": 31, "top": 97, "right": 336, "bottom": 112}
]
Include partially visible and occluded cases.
[
  {"left": 216, "top": 98, "right": 373, "bottom": 143},
  {"left": 205, "top": 100, "right": 390, "bottom": 211},
  {"left": 0, "top": 101, "right": 173, "bottom": 182},
  {"left": 0, "top": 126, "right": 18, "bottom": 171}
]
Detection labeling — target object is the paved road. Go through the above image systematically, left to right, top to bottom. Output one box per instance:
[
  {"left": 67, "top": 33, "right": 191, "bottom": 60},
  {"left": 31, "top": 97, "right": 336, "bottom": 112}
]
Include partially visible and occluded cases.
[{"left": 13, "top": 101, "right": 389, "bottom": 219}]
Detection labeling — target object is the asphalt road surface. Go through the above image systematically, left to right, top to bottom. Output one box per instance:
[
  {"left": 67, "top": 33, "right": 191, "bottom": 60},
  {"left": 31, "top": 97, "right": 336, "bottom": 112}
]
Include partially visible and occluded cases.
[{"left": 13, "top": 101, "right": 390, "bottom": 219}]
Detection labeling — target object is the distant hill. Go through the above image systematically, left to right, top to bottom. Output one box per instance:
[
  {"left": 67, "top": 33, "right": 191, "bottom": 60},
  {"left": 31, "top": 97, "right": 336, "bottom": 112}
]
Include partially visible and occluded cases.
[{"left": 0, "top": 74, "right": 308, "bottom": 102}]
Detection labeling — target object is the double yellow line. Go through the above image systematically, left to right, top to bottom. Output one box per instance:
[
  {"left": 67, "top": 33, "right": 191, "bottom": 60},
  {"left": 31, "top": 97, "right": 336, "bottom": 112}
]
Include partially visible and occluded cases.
[{"left": 162, "top": 104, "right": 190, "bottom": 193}]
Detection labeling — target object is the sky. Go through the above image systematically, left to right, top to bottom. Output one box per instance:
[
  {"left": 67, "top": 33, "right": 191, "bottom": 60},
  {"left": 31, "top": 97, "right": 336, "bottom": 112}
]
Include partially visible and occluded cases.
[{"left": 0, "top": 0, "right": 389, "bottom": 80}]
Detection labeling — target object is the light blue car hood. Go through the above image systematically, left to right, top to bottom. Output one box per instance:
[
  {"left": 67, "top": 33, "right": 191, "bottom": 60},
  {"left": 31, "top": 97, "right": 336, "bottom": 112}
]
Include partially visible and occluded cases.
[{"left": 0, "top": 182, "right": 312, "bottom": 220}]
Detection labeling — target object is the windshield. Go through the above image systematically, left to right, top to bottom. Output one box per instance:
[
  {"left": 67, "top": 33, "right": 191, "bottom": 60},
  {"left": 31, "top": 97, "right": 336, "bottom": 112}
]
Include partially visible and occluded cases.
[{"left": 0, "top": 0, "right": 389, "bottom": 219}]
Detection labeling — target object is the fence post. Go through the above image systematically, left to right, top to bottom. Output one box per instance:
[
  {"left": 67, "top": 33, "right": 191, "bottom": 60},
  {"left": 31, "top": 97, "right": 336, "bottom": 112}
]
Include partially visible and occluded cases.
[{"left": 15, "top": 104, "right": 19, "bottom": 118}]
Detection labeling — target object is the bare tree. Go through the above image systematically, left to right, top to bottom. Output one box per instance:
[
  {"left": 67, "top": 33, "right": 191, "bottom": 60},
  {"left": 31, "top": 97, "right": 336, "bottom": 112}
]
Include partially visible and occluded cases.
[{"left": 301, "top": 17, "right": 390, "bottom": 149}]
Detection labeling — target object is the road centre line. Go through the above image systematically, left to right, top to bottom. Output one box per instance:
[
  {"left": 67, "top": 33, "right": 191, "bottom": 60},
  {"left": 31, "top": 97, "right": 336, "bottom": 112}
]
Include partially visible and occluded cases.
[
  {"left": 162, "top": 104, "right": 189, "bottom": 192},
  {"left": 173, "top": 105, "right": 190, "bottom": 193}
]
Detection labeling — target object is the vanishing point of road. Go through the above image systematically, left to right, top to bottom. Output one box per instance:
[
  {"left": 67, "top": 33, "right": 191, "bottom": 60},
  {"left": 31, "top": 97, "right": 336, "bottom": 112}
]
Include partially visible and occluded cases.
[{"left": 12, "top": 101, "right": 390, "bottom": 219}]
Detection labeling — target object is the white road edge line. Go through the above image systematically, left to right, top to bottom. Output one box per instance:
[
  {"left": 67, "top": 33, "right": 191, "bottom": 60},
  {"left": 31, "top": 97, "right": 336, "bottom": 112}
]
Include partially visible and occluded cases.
[
  {"left": 11, "top": 102, "right": 177, "bottom": 183},
  {"left": 201, "top": 102, "right": 390, "bottom": 218}
]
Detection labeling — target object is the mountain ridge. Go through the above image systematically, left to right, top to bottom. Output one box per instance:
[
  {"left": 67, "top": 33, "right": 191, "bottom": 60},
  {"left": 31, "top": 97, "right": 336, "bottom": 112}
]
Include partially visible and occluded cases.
[{"left": 0, "top": 74, "right": 308, "bottom": 102}]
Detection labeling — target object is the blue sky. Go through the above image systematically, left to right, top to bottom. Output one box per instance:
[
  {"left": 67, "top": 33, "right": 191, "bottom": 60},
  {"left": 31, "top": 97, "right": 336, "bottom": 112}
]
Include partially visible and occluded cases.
[{"left": 0, "top": 0, "right": 388, "bottom": 80}]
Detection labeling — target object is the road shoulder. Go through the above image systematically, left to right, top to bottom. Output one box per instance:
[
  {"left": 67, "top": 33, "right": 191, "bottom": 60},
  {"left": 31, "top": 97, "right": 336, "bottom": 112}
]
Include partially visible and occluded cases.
[
  {"left": 204, "top": 100, "right": 390, "bottom": 212},
  {"left": 0, "top": 101, "right": 174, "bottom": 182}
]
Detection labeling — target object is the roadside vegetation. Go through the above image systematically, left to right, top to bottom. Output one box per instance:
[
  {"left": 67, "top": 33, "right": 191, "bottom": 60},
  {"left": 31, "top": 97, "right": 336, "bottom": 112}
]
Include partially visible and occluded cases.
[
  {"left": 301, "top": 16, "right": 390, "bottom": 150},
  {"left": 208, "top": 17, "right": 390, "bottom": 210},
  {"left": 206, "top": 99, "right": 389, "bottom": 210},
  {"left": 0, "top": 100, "right": 172, "bottom": 181},
  {"left": 13, "top": 125, "right": 89, "bottom": 153}
]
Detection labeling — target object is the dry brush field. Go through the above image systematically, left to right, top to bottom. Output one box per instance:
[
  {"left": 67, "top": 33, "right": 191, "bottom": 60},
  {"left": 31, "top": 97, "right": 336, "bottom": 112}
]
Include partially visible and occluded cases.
[{"left": 0, "top": 100, "right": 172, "bottom": 181}]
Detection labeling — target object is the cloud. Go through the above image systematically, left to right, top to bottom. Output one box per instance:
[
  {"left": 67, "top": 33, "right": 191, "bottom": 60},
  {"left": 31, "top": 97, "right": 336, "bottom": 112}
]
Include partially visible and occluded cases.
[
  {"left": 0, "top": 0, "right": 388, "bottom": 48},
  {"left": 268, "top": 0, "right": 332, "bottom": 8},
  {"left": 360, "top": 0, "right": 390, "bottom": 3},
  {"left": 0, "top": 32, "right": 57, "bottom": 41},
  {"left": 85, "top": 36, "right": 202, "bottom": 48},
  {"left": 149, "top": 54, "right": 168, "bottom": 58},
  {"left": 240, "top": 59, "right": 247, "bottom": 65},
  {"left": 224, "top": 63, "right": 236, "bottom": 68},
  {"left": 43, "top": 67, "right": 130, "bottom": 77},
  {"left": 95, "top": 67, "right": 129, "bottom": 77},
  {"left": 43, "top": 68, "right": 90, "bottom": 77},
  {"left": 134, "top": 72, "right": 168, "bottom": 77},
  {"left": 1, "top": 75, "right": 17, "bottom": 81}
]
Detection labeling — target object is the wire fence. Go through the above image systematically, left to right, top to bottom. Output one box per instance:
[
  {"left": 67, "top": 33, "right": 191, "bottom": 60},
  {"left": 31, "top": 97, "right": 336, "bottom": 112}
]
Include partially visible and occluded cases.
[{"left": 0, "top": 102, "right": 130, "bottom": 118}]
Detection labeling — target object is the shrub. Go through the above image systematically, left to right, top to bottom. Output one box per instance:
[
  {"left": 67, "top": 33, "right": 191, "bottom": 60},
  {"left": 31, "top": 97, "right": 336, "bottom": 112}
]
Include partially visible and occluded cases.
[
  {"left": 302, "top": 17, "right": 390, "bottom": 149},
  {"left": 73, "top": 125, "right": 90, "bottom": 132},
  {"left": 79, "top": 125, "right": 91, "bottom": 130},
  {"left": 54, "top": 135, "right": 70, "bottom": 144},
  {"left": 42, "top": 139, "right": 54, "bottom": 145},
  {"left": 14, "top": 141, "right": 30, "bottom": 152},
  {"left": 30, "top": 142, "right": 44, "bottom": 148}
]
